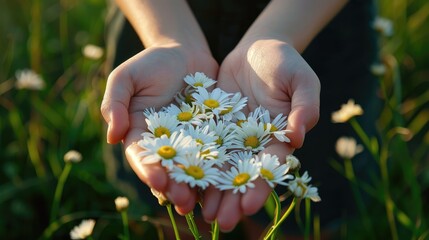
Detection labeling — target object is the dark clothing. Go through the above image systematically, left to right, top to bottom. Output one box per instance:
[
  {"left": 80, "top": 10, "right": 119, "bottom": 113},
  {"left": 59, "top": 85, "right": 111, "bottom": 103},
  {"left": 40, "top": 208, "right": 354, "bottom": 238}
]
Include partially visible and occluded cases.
[{"left": 110, "top": 0, "right": 380, "bottom": 236}]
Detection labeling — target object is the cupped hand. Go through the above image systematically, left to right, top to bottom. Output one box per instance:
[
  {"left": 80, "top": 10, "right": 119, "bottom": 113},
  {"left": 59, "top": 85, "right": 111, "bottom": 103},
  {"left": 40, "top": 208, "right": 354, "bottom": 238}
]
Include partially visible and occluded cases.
[
  {"left": 202, "top": 39, "right": 320, "bottom": 231},
  {"left": 101, "top": 43, "right": 218, "bottom": 214}
]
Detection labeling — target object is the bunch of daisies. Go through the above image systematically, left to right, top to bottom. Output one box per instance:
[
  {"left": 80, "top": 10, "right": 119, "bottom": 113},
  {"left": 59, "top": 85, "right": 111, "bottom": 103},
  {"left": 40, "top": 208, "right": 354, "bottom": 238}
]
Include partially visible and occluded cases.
[{"left": 137, "top": 72, "right": 319, "bottom": 199}]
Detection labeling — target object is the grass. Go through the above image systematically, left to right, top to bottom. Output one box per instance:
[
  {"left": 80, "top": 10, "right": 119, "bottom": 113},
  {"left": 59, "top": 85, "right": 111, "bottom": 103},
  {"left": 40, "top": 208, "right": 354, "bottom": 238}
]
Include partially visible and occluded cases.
[{"left": 1, "top": 0, "right": 428, "bottom": 239}]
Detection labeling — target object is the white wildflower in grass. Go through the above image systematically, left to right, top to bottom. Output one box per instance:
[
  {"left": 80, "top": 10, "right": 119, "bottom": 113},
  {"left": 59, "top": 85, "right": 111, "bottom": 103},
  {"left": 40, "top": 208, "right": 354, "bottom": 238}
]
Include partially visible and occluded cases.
[
  {"left": 373, "top": 16, "right": 393, "bottom": 37},
  {"left": 82, "top": 44, "right": 104, "bottom": 60},
  {"left": 370, "top": 63, "right": 387, "bottom": 76},
  {"left": 15, "top": 69, "right": 45, "bottom": 90},
  {"left": 184, "top": 72, "right": 216, "bottom": 89},
  {"left": 192, "top": 87, "right": 232, "bottom": 116},
  {"left": 219, "top": 92, "right": 248, "bottom": 122},
  {"left": 331, "top": 99, "right": 364, "bottom": 123},
  {"left": 163, "top": 102, "right": 204, "bottom": 126},
  {"left": 252, "top": 106, "right": 291, "bottom": 142},
  {"left": 143, "top": 111, "right": 182, "bottom": 138},
  {"left": 232, "top": 117, "right": 271, "bottom": 152},
  {"left": 202, "top": 118, "right": 236, "bottom": 150},
  {"left": 138, "top": 131, "right": 195, "bottom": 169},
  {"left": 335, "top": 136, "right": 364, "bottom": 159},
  {"left": 64, "top": 150, "right": 82, "bottom": 163},
  {"left": 170, "top": 151, "right": 221, "bottom": 189},
  {"left": 255, "top": 153, "right": 292, "bottom": 188},
  {"left": 285, "top": 154, "right": 301, "bottom": 172},
  {"left": 217, "top": 159, "right": 260, "bottom": 194},
  {"left": 287, "top": 171, "right": 321, "bottom": 202},
  {"left": 114, "top": 196, "right": 129, "bottom": 212},
  {"left": 70, "top": 219, "right": 96, "bottom": 240}
]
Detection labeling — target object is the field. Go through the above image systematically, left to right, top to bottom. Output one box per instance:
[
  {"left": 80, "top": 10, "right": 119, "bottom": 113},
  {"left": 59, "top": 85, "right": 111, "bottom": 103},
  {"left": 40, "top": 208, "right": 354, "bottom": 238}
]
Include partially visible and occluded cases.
[{"left": 1, "top": 0, "right": 428, "bottom": 239}]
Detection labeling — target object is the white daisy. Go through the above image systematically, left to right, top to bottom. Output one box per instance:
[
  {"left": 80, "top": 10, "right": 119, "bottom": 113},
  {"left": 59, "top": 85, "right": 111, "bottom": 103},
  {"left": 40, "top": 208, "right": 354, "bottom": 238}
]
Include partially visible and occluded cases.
[
  {"left": 15, "top": 69, "right": 45, "bottom": 90},
  {"left": 184, "top": 72, "right": 217, "bottom": 89},
  {"left": 192, "top": 87, "right": 232, "bottom": 116},
  {"left": 219, "top": 92, "right": 248, "bottom": 122},
  {"left": 331, "top": 99, "right": 363, "bottom": 123},
  {"left": 163, "top": 102, "right": 204, "bottom": 127},
  {"left": 252, "top": 106, "right": 291, "bottom": 143},
  {"left": 143, "top": 107, "right": 157, "bottom": 118},
  {"left": 143, "top": 111, "right": 182, "bottom": 138},
  {"left": 231, "top": 117, "right": 271, "bottom": 152},
  {"left": 201, "top": 118, "right": 236, "bottom": 150},
  {"left": 183, "top": 125, "right": 219, "bottom": 159},
  {"left": 138, "top": 131, "right": 195, "bottom": 169},
  {"left": 335, "top": 136, "right": 363, "bottom": 159},
  {"left": 207, "top": 146, "right": 230, "bottom": 167},
  {"left": 170, "top": 150, "right": 221, "bottom": 189},
  {"left": 228, "top": 150, "right": 255, "bottom": 167},
  {"left": 255, "top": 153, "right": 292, "bottom": 188},
  {"left": 285, "top": 154, "right": 301, "bottom": 172},
  {"left": 217, "top": 159, "right": 260, "bottom": 194},
  {"left": 287, "top": 171, "right": 321, "bottom": 202},
  {"left": 114, "top": 196, "right": 129, "bottom": 212},
  {"left": 70, "top": 219, "right": 96, "bottom": 240}
]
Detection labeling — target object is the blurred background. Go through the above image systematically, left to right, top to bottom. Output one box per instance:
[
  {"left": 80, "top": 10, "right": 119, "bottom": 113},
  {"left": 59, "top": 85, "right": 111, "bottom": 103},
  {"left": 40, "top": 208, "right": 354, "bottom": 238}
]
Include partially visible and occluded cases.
[{"left": 1, "top": 0, "right": 428, "bottom": 239}]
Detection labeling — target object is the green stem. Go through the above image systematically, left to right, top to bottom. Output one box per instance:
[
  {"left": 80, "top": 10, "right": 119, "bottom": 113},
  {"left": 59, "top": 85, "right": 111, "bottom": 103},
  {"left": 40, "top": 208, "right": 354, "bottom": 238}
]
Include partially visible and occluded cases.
[
  {"left": 50, "top": 162, "right": 73, "bottom": 223},
  {"left": 269, "top": 191, "right": 282, "bottom": 240},
  {"left": 264, "top": 198, "right": 297, "bottom": 240},
  {"left": 304, "top": 198, "right": 311, "bottom": 240},
  {"left": 166, "top": 204, "right": 181, "bottom": 240},
  {"left": 121, "top": 211, "right": 130, "bottom": 240},
  {"left": 185, "top": 212, "right": 201, "bottom": 239},
  {"left": 211, "top": 220, "right": 219, "bottom": 240}
]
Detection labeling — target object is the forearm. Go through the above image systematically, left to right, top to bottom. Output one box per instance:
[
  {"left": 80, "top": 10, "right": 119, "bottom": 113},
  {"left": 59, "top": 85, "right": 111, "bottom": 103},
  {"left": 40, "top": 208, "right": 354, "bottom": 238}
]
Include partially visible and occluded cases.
[
  {"left": 115, "top": 0, "right": 209, "bottom": 51},
  {"left": 241, "top": 0, "right": 347, "bottom": 52}
]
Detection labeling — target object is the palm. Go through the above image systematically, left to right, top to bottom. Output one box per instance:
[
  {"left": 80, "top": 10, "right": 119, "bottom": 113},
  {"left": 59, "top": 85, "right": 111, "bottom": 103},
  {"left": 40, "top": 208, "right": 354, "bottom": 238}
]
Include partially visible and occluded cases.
[
  {"left": 203, "top": 39, "right": 320, "bottom": 231},
  {"left": 102, "top": 44, "right": 218, "bottom": 214}
]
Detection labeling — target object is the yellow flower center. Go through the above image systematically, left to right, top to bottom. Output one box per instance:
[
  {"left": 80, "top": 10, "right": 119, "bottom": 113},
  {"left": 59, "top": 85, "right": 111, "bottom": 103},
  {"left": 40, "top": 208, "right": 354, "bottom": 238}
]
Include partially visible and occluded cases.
[
  {"left": 194, "top": 82, "right": 204, "bottom": 87},
  {"left": 185, "top": 94, "right": 193, "bottom": 104},
  {"left": 204, "top": 99, "right": 220, "bottom": 109},
  {"left": 220, "top": 107, "right": 233, "bottom": 115},
  {"left": 177, "top": 112, "right": 193, "bottom": 121},
  {"left": 236, "top": 120, "right": 246, "bottom": 127},
  {"left": 264, "top": 123, "right": 278, "bottom": 132},
  {"left": 154, "top": 126, "right": 171, "bottom": 138},
  {"left": 215, "top": 136, "right": 223, "bottom": 146},
  {"left": 244, "top": 136, "right": 260, "bottom": 149},
  {"left": 196, "top": 139, "right": 204, "bottom": 145},
  {"left": 157, "top": 146, "right": 176, "bottom": 159},
  {"left": 201, "top": 149, "right": 211, "bottom": 155},
  {"left": 185, "top": 165, "right": 205, "bottom": 179},
  {"left": 260, "top": 168, "right": 274, "bottom": 180},
  {"left": 233, "top": 173, "right": 251, "bottom": 186}
]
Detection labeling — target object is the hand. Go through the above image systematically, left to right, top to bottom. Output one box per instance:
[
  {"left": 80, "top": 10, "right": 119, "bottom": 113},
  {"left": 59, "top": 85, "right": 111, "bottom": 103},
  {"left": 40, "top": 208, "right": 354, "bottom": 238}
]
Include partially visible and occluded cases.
[
  {"left": 202, "top": 39, "right": 320, "bottom": 231},
  {"left": 101, "top": 42, "right": 218, "bottom": 214}
]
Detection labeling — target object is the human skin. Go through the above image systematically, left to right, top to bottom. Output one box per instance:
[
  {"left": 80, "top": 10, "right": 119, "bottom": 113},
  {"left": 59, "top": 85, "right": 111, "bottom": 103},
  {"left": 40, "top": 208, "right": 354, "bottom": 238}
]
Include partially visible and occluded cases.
[{"left": 101, "top": 0, "right": 347, "bottom": 231}]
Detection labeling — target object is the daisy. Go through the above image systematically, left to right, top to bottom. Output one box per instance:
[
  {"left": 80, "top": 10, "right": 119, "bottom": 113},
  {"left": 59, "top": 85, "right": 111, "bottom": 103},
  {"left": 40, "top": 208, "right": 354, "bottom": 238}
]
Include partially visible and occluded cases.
[
  {"left": 373, "top": 16, "right": 393, "bottom": 37},
  {"left": 82, "top": 44, "right": 104, "bottom": 60},
  {"left": 15, "top": 69, "right": 45, "bottom": 90},
  {"left": 184, "top": 72, "right": 217, "bottom": 89},
  {"left": 192, "top": 87, "right": 232, "bottom": 116},
  {"left": 219, "top": 92, "right": 248, "bottom": 122},
  {"left": 331, "top": 99, "right": 363, "bottom": 123},
  {"left": 163, "top": 102, "right": 205, "bottom": 127},
  {"left": 252, "top": 106, "right": 291, "bottom": 142},
  {"left": 143, "top": 111, "right": 182, "bottom": 138},
  {"left": 231, "top": 117, "right": 271, "bottom": 152},
  {"left": 201, "top": 118, "right": 236, "bottom": 150},
  {"left": 183, "top": 125, "right": 219, "bottom": 159},
  {"left": 138, "top": 130, "right": 195, "bottom": 169},
  {"left": 335, "top": 136, "right": 363, "bottom": 159},
  {"left": 207, "top": 146, "right": 230, "bottom": 167},
  {"left": 170, "top": 150, "right": 221, "bottom": 189},
  {"left": 228, "top": 150, "right": 255, "bottom": 166},
  {"left": 255, "top": 153, "right": 292, "bottom": 188},
  {"left": 285, "top": 154, "right": 301, "bottom": 172},
  {"left": 217, "top": 159, "right": 260, "bottom": 194},
  {"left": 287, "top": 171, "right": 321, "bottom": 202},
  {"left": 114, "top": 196, "right": 129, "bottom": 212},
  {"left": 70, "top": 219, "right": 96, "bottom": 240}
]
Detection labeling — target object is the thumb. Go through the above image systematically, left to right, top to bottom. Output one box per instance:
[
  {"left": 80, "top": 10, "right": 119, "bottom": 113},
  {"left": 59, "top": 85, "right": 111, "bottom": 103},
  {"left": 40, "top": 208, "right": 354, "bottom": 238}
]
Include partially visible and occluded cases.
[
  {"left": 100, "top": 70, "right": 132, "bottom": 144},
  {"left": 286, "top": 73, "right": 320, "bottom": 149}
]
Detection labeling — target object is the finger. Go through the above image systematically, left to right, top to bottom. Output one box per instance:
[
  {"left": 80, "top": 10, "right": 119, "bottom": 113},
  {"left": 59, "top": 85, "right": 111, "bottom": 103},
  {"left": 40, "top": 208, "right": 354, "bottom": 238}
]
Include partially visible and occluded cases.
[
  {"left": 101, "top": 68, "right": 134, "bottom": 144},
  {"left": 287, "top": 71, "right": 320, "bottom": 148},
  {"left": 125, "top": 137, "right": 169, "bottom": 192},
  {"left": 241, "top": 179, "right": 271, "bottom": 216},
  {"left": 166, "top": 181, "right": 196, "bottom": 215},
  {"left": 202, "top": 186, "right": 223, "bottom": 223},
  {"left": 216, "top": 191, "right": 242, "bottom": 232}
]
